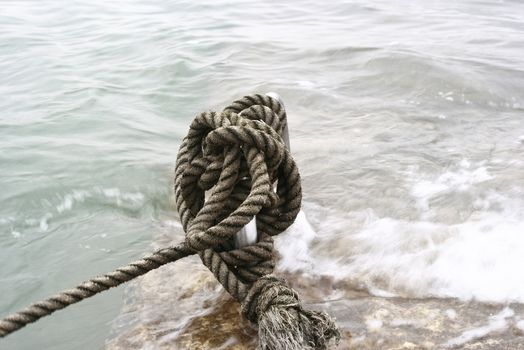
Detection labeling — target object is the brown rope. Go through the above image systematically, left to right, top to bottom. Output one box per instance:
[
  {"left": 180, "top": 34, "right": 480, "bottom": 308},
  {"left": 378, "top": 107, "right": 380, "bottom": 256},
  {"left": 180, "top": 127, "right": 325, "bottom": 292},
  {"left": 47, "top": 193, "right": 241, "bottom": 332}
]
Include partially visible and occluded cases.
[
  {"left": 0, "top": 94, "right": 339, "bottom": 349},
  {"left": 0, "top": 244, "right": 193, "bottom": 336}
]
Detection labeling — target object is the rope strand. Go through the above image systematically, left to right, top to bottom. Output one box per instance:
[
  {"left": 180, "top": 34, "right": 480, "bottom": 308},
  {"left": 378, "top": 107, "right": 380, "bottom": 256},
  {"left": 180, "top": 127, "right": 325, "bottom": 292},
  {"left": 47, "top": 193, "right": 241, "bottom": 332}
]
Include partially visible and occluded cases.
[
  {"left": 0, "top": 93, "right": 340, "bottom": 349},
  {"left": 0, "top": 243, "right": 193, "bottom": 337}
]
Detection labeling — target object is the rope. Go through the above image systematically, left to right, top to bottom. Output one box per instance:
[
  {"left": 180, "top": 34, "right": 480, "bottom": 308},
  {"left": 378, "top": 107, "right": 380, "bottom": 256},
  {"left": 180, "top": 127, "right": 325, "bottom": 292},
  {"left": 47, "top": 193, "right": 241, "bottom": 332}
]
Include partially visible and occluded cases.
[
  {"left": 0, "top": 94, "right": 340, "bottom": 349},
  {"left": 0, "top": 244, "right": 193, "bottom": 337}
]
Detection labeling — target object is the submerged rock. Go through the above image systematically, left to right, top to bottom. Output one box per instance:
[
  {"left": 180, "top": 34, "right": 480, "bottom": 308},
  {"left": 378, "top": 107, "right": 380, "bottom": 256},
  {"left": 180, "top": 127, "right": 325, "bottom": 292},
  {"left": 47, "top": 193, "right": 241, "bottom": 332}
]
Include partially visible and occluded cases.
[
  {"left": 105, "top": 225, "right": 524, "bottom": 350},
  {"left": 104, "top": 255, "right": 254, "bottom": 349},
  {"left": 106, "top": 266, "right": 524, "bottom": 350},
  {"left": 327, "top": 296, "right": 524, "bottom": 349}
]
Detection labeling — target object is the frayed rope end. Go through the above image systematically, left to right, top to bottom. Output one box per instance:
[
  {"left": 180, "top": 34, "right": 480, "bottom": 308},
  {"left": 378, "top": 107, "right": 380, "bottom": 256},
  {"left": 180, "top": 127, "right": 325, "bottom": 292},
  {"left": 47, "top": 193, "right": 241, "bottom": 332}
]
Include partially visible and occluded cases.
[
  {"left": 242, "top": 275, "right": 340, "bottom": 350},
  {"left": 258, "top": 303, "right": 340, "bottom": 350}
]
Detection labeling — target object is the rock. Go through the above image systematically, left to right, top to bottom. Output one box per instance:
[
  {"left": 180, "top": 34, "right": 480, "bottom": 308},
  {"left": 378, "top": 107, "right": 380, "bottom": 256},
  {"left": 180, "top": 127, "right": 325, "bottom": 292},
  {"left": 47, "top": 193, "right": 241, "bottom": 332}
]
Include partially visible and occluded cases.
[{"left": 105, "top": 225, "right": 524, "bottom": 349}]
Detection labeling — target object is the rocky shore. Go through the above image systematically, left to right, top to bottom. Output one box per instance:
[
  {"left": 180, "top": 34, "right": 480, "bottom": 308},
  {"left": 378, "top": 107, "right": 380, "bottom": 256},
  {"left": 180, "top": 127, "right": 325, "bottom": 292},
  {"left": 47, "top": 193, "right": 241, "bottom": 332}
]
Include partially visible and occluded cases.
[{"left": 106, "top": 250, "right": 524, "bottom": 350}]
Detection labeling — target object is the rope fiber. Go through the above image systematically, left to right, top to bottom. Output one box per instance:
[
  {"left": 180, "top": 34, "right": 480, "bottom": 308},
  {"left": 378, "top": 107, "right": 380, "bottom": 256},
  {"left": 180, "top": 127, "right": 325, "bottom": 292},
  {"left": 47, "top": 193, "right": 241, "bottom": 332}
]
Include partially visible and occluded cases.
[{"left": 0, "top": 94, "right": 340, "bottom": 349}]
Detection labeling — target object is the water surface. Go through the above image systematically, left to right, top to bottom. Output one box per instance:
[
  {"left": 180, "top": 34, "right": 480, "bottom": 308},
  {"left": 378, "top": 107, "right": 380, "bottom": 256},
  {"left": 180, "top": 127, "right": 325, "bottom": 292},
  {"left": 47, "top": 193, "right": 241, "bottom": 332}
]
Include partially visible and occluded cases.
[{"left": 1, "top": 0, "right": 524, "bottom": 349}]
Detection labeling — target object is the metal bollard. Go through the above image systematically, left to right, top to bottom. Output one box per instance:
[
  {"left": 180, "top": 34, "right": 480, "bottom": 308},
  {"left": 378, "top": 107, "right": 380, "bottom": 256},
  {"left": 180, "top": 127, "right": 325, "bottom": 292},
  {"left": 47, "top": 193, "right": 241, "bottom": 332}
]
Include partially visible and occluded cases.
[{"left": 234, "top": 92, "right": 290, "bottom": 249}]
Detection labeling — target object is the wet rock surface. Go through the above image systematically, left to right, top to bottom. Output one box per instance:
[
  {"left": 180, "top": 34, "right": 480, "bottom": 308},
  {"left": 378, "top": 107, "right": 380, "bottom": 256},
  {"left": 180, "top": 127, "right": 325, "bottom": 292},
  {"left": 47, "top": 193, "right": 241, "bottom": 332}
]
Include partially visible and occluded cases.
[
  {"left": 106, "top": 225, "right": 524, "bottom": 350},
  {"left": 106, "top": 264, "right": 524, "bottom": 350}
]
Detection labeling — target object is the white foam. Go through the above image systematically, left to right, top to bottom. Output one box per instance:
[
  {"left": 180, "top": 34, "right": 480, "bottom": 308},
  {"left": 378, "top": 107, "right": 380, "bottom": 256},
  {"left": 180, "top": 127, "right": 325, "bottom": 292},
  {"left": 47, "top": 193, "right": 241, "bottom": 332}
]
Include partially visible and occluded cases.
[
  {"left": 410, "top": 160, "right": 492, "bottom": 211},
  {"left": 277, "top": 184, "right": 524, "bottom": 303},
  {"left": 97, "top": 187, "right": 144, "bottom": 208},
  {"left": 8, "top": 188, "right": 145, "bottom": 235},
  {"left": 56, "top": 190, "right": 91, "bottom": 213},
  {"left": 56, "top": 195, "right": 74, "bottom": 213},
  {"left": 276, "top": 209, "right": 346, "bottom": 278},
  {"left": 345, "top": 210, "right": 524, "bottom": 301},
  {"left": 276, "top": 211, "right": 318, "bottom": 272},
  {"left": 39, "top": 213, "right": 52, "bottom": 231},
  {"left": 444, "top": 307, "right": 514, "bottom": 348},
  {"left": 445, "top": 309, "right": 457, "bottom": 320},
  {"left": 390, "top": 318, "right": 423, "bottom": 328},
  {"left": 366, "top": 319, "right": 383, "bottom": 331},
  {"left": 516, "top": 320, "right": 524, "bottom": 333}
]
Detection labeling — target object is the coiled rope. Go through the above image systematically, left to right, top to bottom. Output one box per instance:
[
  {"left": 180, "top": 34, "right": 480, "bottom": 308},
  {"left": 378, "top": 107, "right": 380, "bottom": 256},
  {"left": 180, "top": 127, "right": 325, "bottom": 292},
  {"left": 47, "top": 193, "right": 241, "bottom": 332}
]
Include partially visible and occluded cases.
[{"left": 0, "top": 94, "right": 340, "bottom": 350}]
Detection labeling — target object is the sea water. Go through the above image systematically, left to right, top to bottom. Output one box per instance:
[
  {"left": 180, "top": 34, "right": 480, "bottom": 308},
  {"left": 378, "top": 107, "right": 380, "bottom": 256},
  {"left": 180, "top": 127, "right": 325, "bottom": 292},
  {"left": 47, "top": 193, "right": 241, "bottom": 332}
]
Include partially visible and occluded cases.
[{"left": 1, "top": 0, "right": 523, "bottom": 349}]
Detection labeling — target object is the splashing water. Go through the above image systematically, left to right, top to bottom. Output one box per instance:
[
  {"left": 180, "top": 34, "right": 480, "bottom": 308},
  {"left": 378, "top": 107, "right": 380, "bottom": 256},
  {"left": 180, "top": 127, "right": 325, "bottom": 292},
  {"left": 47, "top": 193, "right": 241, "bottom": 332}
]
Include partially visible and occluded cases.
[{"left": 1, "top": 0, "right": 524, "bottom": 349}]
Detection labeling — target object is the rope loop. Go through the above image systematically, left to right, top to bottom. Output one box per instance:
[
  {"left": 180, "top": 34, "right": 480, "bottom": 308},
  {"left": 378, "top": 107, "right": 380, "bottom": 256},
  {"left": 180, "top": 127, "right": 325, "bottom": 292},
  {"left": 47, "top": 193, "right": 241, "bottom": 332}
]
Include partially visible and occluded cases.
[
  {"left": 1, "top": 94, "right": 339, "bottom": 349},
  {"left": 175, "top": 94, "right": 302, "bottom": 300},
  {"left": 175, "top": 95, "right": 338, "bottom": 350}
]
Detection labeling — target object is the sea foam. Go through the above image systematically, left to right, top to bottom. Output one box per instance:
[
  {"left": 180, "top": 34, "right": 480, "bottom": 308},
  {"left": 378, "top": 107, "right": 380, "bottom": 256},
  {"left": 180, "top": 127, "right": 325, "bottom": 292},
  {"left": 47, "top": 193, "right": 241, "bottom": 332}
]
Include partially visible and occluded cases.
[{"left": 276, "top": 162, "right": 524, "bottom": 303}]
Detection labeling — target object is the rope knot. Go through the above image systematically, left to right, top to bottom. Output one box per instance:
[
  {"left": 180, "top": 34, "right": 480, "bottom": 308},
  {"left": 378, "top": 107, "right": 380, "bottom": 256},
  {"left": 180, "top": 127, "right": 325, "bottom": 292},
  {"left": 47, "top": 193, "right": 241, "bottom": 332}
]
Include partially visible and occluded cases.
[
  {"left": 0, "top": 93, "right": 340, "bottom": 349},
  {"left": 174, "top": 94, "right": 340, "bottom": 348},
  {"left": 175, "top": 94, "right": 303, "bottom": 299},
  {"left": 177, "top": 95, "right": 298, "bottom": 254},
  {"left": 241, "top": 275, "right": 341, "bottom": 350}
]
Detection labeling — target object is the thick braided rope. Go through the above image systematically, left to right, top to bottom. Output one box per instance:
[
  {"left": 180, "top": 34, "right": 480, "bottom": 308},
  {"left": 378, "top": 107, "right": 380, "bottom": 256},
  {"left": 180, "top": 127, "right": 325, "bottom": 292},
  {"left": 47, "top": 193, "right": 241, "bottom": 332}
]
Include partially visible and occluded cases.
[
  {"left": 0, "top": 94, "right": 302, "bottom": 339},
  {"left": 175, "top": 94, "right": 301, "bottom": 302},
  {"left": 0, "top": 244, "right": 193, "bottom": 337},
  {"left": 243, "top": 275, "right": 340, "bottom": 350}
]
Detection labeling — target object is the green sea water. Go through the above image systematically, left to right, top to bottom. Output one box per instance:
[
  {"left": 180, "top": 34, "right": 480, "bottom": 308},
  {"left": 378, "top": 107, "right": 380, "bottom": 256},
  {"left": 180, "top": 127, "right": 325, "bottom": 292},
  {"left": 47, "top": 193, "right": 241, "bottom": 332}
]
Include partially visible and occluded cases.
[{"left": 1, "top": 1, "right": 524, "bottom": 349}]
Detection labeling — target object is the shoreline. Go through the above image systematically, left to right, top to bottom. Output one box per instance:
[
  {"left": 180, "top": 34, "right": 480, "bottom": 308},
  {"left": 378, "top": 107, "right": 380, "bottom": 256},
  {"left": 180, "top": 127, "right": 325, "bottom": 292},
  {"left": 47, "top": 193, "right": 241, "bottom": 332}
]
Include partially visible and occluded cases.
[{"left": 106, "top": 255, "right": 524, "bottom": 349}]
